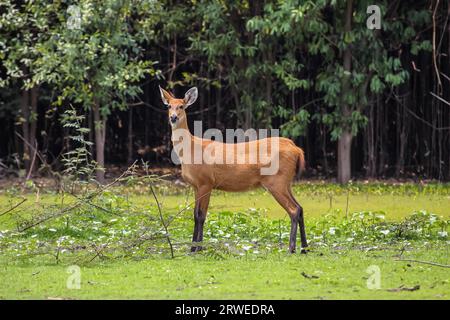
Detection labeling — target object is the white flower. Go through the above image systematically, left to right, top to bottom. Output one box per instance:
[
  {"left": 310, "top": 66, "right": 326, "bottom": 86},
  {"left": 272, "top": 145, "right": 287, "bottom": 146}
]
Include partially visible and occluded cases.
[
  {"left": 329, "top": 227, "right": 336, "bottom": 235},
  {"left": 48, "top": 228, "right": 57, "bottom": 232},
  {"left": 380, "top": 230, "right": 390, "bottom": 235},
  {"left": 438, "top": 231, "right": 448, "bottom": 238},
  {"left": 242, "top": 245, "right": 252, "bottom": 251}
]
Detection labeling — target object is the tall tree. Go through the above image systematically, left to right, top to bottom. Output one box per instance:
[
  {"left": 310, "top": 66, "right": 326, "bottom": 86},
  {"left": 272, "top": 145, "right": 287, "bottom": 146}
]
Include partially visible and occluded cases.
[
  {"left": 31, "top": 0, "right": 159, "bottom": 183},
  {"left": 0, "top": 1, "right": 46, "bottom": 176}
]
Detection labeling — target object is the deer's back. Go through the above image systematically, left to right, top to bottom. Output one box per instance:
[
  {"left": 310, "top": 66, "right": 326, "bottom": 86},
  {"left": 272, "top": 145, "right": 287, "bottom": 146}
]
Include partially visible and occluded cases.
[{"left": 181, "top": 137, "right": 302, "bottom": 191}]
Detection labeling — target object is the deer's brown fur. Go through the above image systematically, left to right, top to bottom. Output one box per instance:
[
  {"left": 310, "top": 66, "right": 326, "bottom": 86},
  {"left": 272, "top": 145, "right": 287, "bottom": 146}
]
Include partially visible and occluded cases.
[{"left": 159, "top": 86, "right": 308, "bottom": 253}]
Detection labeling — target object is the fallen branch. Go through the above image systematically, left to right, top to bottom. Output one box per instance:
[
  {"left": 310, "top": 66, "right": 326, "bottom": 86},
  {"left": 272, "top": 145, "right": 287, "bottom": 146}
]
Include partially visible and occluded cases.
[
  {"left": 430, "top": 91, "right": 450, "bottom": 107},
  {"left": 26, "top": 139, "right": 38, "bottom": 180},
  {"left": 18, "top": 161, "right": 138, "bottom": 232},
  {"left": 149, "top": 183, "right": 174, "bottom": 259},
  {"left": 0, "top": 198, "right": 27, "bottom": 217},
  {"left": 395, "top": 258, "right": 450, "bottom": 268},
  {"left": 301, "top": 272, "right": 319, "bottom": 279},
  {"left": 387, "top": 284, "right": 420, "bottom": 292}
]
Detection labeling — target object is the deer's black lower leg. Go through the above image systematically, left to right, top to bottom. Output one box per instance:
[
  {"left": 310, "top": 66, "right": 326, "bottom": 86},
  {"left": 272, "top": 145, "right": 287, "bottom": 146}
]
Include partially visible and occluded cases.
[
  {"left": 297, "top": 205, "right": 308, "bottom": 254},
  {"left": 191, "top": 207, "right": 201, "bottom": 252},
  {"left": 191, "top": 207, "right": 206, "bottom": 252},
  {"left": 196, "top": 213, "right": 206, "bottom": 250},
  {"left": 289, "top": 215, "right": 298, "bottom": 253}
]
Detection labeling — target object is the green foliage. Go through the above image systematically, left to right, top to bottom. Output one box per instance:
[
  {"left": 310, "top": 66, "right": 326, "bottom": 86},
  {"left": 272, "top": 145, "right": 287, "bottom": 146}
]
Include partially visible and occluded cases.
[
  {"left": 28, "top": 0, "right": 158, "bottom": 113},
  {"left": 60, "top": 108, "right": 96, "bottom": 183},
  {"left": 1, "top": 181, "right": 448, "bottom": 262}
]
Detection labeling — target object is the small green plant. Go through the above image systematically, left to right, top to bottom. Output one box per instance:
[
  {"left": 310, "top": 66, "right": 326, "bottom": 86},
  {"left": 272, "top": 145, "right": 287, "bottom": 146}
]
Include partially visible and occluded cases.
[{"left": 60, "top": 107, "right": 97, "bottom": 190}]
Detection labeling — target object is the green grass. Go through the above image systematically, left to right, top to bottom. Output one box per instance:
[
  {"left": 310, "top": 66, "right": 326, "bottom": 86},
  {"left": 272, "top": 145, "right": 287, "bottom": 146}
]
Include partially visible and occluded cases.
[
  {"left": 0, "top": 182, "right": 449, "bottom": 300},
  {"left": 3, "top": 183, "right": 448, "bottom": 221},
  {"left": 157, "top": 191, "right": 450, "bottom": 220},
  {"left": 1, "top": 247, "right": 449, "bottom": 299}
]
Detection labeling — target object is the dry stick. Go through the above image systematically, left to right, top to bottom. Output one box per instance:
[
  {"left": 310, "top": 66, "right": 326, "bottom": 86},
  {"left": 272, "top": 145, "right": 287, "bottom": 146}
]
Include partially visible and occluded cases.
[
  {"left": 432, "top": 0, "right": 442, "bottom": 93},
  {"left": 440, "top": 71, "right": 450, "bottom": 82},
  {"left": 430, "top": 91, "right": 450, "bottom": 107},
  {"left": 392, "top": 93, "right": 450, "bottom": 130},
  {"left": 404, "top": 105, "right": 450, "bottom": 131},
  {"left": 16, "top": 131, "right": 60, "bottom": 185},
  {"left": 15, "top": 132, "right": 47, "bottom": 167},
  {"left": 26, "top": 139, "right": 38, "bottom": 180},
  {"left": 19, "top": 161, "right": 138, "bottom": 232},
  {"left": 149, "top": 184, "right": 174, "bottom": 258},
  {"left": 125, "top": 187, "right": 207, "bottom": 251},
  {"left": 345, "top": 190, "right": 350, "bottom": 219},
  {"left": 67, "top": 191, "right": 120, "bottom": 216},
  {"left": 329, "top": 193, "right": 333, "bottom": 210},
  {"left": 0, "top": 198, "right": 27, "bottom": 217},
  {"left": 19, "top": 201, "right": 84, "bottom": 232},
  {"left": 87, "top": 242, "right": 111, "bottom": 263},
  {"left": 395, "top": 258, "right": 450, "bottom": 268}
]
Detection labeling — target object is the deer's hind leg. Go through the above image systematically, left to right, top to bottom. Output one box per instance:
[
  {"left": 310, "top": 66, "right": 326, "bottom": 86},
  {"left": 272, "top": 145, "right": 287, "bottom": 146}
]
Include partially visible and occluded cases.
[
  {"left": 265, "top": 184, "right": 303, "bottom": 253},
  {"left": 288, "top": 189, "right": 308, "bottom": 253}
]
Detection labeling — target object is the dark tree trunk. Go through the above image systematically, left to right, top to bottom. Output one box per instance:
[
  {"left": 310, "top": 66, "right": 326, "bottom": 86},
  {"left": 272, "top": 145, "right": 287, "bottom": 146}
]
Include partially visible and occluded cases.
[
  {"left": 29, "top": 86, "right": 38, "bottom": 175},
  {"left": 20, "top": 87, "right": 38, "bottom": 177},
  {"left": 20, "top": 89, "right": 31, "bottom": 173},
  {"left": 127, "top": 107, "right": 133, "bottom": 164}
]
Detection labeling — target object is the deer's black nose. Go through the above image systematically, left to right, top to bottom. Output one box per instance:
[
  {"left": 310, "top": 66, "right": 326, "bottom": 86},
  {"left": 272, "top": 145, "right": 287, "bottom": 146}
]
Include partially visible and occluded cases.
[{"left": 170, "top": 114, "right": 178, "bottom": 123}]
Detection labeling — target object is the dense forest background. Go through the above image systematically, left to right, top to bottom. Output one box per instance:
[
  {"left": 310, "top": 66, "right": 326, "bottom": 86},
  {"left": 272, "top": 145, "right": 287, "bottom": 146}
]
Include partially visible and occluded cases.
[{"left": 1, "top": 0, "right": 449, "bottom": 184}]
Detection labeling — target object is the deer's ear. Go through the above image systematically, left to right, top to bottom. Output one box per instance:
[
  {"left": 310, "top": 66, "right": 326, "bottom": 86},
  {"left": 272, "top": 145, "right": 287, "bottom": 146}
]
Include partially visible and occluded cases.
[
  {"left": 159, "top": 86, "right": 173, "bottom": 106},
  {"left": 183, "top": 87, "right": 198, "bottom": 108}
]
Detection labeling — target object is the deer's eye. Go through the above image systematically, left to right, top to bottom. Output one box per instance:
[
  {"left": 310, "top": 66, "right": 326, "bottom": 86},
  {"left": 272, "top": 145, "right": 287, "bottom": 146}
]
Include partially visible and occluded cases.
[{"left": 179, "top": 106, "right": 183, "bottom": 110}]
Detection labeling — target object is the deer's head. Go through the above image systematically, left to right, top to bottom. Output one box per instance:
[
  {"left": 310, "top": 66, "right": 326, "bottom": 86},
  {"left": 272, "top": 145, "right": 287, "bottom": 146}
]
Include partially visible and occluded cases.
[{"left": 159, "top": 86, "right": 198, "bottom": 129}]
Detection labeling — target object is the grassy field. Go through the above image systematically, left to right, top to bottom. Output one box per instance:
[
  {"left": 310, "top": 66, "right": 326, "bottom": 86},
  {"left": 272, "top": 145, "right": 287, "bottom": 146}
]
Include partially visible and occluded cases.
[
  {"left": 0, "top": 182, "right": 449, "bottom": 299},
  {"left": 1, "top": 247, "right": 449, "bottom": 300}
]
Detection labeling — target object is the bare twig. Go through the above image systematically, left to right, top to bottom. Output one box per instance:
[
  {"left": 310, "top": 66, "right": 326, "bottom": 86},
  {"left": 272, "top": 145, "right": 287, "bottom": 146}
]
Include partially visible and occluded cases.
[
  {"left": 432, "top": 0, "right": 442, "bottom": 93},
  {"left": 430, "top": 91, "right": 450, "bottom": 107},
  {"left": 404, "top": 106, "right": 450, "bottom": 131},
  {"left": 15, "top": 132, "right": 47, "bottom": 167},
  {"left": 26, "top": 139, "right": 38, "bottom": 180},
  {"left": 18, "top": 161, "right": 138, "bottom": 232},
  {"left": 149, "top": 183, "right": 174, "bottom": 258},
  {"left": 345, "top": 190, "right": 350, "bottom": 219},
  {"left": 66, "top": 191, "right": 120, "bottom": 216},
  {"left": 0, "top": 198, "right": 27, "bottom": 217},
  {"left": 88, "top": 242, "right": 110, "bottom": 263},
  {"left": 395, "top": 258, "right": 450, "bottom": 268},
  {"left": 387, "top": 284, "right": 420, "bottom": 292}
]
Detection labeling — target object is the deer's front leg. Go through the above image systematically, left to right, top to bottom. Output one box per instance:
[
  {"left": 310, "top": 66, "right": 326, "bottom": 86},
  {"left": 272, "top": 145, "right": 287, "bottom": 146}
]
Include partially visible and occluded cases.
[{"left": 191, "top": 187, "right": 212, "bottom": 252}]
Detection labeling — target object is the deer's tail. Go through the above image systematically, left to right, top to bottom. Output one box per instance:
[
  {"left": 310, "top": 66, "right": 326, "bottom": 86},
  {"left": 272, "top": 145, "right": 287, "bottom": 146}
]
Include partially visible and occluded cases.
[{"left": 296, "top": 147, "right": 306, "bottom": 177}]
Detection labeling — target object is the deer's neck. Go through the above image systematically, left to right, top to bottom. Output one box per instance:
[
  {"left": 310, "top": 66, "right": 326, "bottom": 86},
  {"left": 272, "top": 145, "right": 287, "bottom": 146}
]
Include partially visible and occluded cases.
[{"left": 171, "top": 115, "right": 194, "bottom": 150}]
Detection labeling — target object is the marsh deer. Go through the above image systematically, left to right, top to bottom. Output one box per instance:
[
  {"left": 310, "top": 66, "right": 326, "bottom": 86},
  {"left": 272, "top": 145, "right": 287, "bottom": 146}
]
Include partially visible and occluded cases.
[{"left": 159, "top": 86, "right": 308, "bottom": 253}]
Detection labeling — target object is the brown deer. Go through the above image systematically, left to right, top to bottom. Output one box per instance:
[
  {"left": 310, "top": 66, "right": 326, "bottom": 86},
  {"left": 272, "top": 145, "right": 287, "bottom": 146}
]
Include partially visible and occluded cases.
[{"left": 159, "top": 86, "right": 308, "bottom": 253}]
